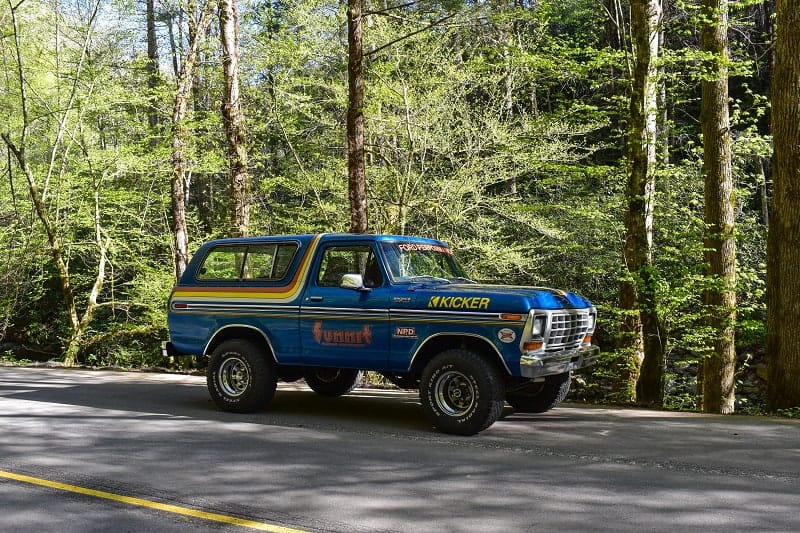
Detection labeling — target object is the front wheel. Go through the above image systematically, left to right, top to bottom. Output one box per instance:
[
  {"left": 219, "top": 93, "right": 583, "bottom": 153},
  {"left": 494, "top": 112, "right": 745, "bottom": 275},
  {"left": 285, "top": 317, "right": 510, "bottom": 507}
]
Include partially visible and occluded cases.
[
  {"left": 207, "top": 339, "right": 276, "bottom": 413},
  {"left": 419, "top": 349, "right": 504, "bottom": 436},
  {"left": 304, "top": 368, "right": 363, "bottom": 397},
  {"left": 506, "top": 373, "right": 571, "bottom": 413}
]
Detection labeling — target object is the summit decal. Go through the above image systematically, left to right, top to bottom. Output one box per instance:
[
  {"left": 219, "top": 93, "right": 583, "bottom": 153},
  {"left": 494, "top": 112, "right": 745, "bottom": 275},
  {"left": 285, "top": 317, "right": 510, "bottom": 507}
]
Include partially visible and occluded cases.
[{"left": 312, "top": 322, "right": 373, "bottom": 347}]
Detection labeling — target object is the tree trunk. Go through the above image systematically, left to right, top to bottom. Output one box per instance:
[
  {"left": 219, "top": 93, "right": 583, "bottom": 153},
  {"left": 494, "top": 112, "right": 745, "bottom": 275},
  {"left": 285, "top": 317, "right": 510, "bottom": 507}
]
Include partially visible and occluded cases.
[
  {"left": 146, "top": 0, "right": 160, "bottom": 130},
  {"left": 220, "top": 0, "right": 250, "bottom": 238},
  {"left": 347, "top": 0, "right": 368, "bottom": 233},
  {"left": 603, "top": 0, "right": 623, "bottom": 52},
  {"left": 624, "top": 0, "right": 664, "bottom": 406},
  {"left": 700, "top": 0, "right": 736, "bottom": 414},
  {"left": 766, "top": 0, "right": 800, "bottom": 411},
  {"left": 170, "top": 1, "right": 215, "bottom": 281},
  {"left": 192, "top": 6, "right": 215, "bottom": 236},
  {"left": 166, "top": 11, "right": 180, "bottom": 78},
  {"left": 657, "top": 30, "right": 669, "bottom": 165},
  {"left": 2, "top": 135, "right": 80, "bottom": 340},
  {"left": 758, "top": 157, "right": 769, "bottom": 226},
  {"left": 65, "top": 176, "right": 112, "bottom": 363}
]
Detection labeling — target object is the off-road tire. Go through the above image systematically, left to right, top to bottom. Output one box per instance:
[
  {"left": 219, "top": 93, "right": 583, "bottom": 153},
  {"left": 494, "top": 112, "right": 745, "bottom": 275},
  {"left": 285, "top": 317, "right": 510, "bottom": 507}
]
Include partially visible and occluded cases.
[
  {"left": 207, "top": 339, "right": 276, "bottom": 413},
  {"left": 419, "top": 349, "right": 505, "bottom": 436},
  {"left": 304, "top": 368, "right": 363, "bottom": 397},
  {"left": 506, "top": 373, "right": 571, "bottom": 413}
]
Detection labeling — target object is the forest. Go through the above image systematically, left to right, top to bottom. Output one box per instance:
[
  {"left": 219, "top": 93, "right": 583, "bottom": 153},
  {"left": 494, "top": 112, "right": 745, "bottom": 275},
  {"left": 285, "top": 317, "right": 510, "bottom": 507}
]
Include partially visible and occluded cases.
[{"left": 1, "top": 0, "right": 798, "bottom": 415}]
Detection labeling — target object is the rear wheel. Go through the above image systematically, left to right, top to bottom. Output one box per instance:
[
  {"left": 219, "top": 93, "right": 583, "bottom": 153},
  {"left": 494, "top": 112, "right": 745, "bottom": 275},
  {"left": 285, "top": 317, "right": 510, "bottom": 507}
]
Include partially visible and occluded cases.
[
  {"left": 207, "top": 339, "right": 276, "bottom": 413},
  {"left": 419, "top": 349, "right": 504, "bottom": 436},
  {"left": 304, "top": 368, "right": 363, "bottom": 397},
  {"left": 506, "top": 373, "right": 571, "bottom": 413}
]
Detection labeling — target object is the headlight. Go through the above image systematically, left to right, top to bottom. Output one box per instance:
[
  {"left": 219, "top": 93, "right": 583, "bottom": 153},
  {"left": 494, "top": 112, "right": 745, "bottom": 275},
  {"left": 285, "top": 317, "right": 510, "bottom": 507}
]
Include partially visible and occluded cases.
[
  {"left": 586, "top": 312, "right": 596, "bottom": 332},
  {"left": 532, "top": 316, "right": 545, "bottom": 336}
]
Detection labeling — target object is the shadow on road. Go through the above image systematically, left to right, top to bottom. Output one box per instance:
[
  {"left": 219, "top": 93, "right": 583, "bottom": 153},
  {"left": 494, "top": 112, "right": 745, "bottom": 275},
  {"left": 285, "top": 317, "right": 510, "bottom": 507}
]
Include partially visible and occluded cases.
[
  {"left": 2, "top": 366, "right": 800, "bottom": 533},
  {"left": 0, "top": 367, "right": 432, "bottom": 433}
]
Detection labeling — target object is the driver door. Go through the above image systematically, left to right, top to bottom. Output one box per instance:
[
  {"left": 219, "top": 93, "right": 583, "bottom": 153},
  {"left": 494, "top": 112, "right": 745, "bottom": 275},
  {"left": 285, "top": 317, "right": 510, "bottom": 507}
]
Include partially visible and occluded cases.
[{"left": 299, "top": 242, "right": 390, "bottom": 369}]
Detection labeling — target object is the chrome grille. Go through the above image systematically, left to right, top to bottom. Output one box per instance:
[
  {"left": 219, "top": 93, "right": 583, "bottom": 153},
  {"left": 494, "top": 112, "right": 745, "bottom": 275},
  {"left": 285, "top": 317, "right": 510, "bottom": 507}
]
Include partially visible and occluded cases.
[{"left": 545, "top": 311, "right": 591, "bottom": 351}]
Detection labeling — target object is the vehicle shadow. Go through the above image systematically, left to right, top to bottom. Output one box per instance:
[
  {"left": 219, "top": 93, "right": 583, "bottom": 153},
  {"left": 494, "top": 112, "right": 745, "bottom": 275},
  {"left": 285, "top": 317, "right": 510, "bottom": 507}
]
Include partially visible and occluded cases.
[{"left": 0, "top": 367, "right": 433, "bottom": 433}]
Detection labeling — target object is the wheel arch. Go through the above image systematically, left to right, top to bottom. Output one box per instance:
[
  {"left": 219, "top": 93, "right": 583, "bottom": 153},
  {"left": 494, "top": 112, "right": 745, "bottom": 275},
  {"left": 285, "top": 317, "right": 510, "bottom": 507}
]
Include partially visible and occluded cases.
[
  {"left": 204, "top": 325, "right": 277, "bottom": 362},
  {"left": 409, "top": 333, "right": 510, "bottom": 377}
]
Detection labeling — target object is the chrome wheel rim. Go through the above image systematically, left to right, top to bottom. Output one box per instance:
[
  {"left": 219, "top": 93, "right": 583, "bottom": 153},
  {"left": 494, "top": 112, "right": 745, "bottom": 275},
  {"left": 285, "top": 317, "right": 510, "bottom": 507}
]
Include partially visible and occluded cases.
[
  {"left": 218, "top": 356, "right": 250, "bottom": 397},
  {"left": 433, "top": 370, "right": 475, "bottom": 416}
]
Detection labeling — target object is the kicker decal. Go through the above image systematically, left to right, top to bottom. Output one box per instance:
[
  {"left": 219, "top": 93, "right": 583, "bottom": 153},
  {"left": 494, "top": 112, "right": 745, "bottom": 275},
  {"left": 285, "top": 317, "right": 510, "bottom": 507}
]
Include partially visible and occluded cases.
[{"left": 427, "top": 296, "right": 491, "bottom": 310}]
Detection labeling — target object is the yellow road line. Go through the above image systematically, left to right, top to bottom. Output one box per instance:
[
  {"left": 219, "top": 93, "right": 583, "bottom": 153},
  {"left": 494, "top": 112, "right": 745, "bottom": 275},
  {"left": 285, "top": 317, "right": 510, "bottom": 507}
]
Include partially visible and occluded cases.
[{"left": 0, "top": 470, "right": 308, "bottom": 533}]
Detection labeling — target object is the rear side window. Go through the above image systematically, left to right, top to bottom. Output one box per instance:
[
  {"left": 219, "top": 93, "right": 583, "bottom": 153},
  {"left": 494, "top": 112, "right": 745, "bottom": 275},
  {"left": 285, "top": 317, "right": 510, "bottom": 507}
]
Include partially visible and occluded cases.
[{"left": 197, "top": 243, "right": 298, "bottom": 281}]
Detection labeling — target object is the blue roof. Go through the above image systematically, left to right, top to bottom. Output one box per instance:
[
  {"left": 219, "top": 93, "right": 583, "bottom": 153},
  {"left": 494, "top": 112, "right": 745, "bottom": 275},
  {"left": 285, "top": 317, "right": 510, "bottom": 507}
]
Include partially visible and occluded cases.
[{"left": 200, "top": 233, "right": 449, "bottom": 247}]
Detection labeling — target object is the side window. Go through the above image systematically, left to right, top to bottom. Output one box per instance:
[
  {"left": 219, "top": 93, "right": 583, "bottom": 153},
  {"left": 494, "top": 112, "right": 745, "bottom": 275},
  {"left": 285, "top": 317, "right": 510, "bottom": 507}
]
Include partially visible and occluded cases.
[
  {"left": 198, "top": 243, "right": 298, "bottom": 281},
  {"left": 273, "top": 244, "right": 296, "bottom": 279},
  {"left": 242, "top": 245, "right": 276, "bottom": 280},
  {"left": 197, "top": 246, "right": 246, "bottom": 280},
  {"left": 317, "top": 246, "right": 383, "bottom": 288}
]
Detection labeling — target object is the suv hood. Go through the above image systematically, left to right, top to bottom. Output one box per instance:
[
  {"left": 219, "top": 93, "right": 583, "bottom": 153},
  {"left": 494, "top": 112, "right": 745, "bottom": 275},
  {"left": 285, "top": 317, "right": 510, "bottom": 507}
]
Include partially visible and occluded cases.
[{"left": 409, "top": 283, "right": 593, "bottom": 313}]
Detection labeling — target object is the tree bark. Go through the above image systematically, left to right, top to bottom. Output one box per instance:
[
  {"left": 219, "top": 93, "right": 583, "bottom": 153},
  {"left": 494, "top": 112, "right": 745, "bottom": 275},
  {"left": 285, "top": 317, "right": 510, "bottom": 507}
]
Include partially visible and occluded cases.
[
  {"left": 146, "top": 0, "right": 160, "bottom": 130},
  {"left": 220, "top": 0, "right": 250, "bottom": 238},
  {"left": 347, "top": 0, "right": 368, "bottom": 233},
  {"left": 603, "top": 0, "right": 623, "bottom": 52},
  {"left": 624, "top": 0, "right": 664, "bottom": 406},
  {"left": 700, "top": 0, "right": 736, "bottom": 414},
  {"left": 766, "top": 0, "right": 800, "bottom": 410},
  {"left": 170, "top": 1, "right": 215, "bottom": 280},
  {"left": 166, "top": 11, "right": 180, "bottom": 78}
]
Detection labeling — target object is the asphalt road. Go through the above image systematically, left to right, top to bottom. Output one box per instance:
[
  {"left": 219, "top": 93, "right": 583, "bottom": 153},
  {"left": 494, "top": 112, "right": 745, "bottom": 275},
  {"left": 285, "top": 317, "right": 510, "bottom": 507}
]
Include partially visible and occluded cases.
[{"left": 1, "top": 366, "right": 798, "bottom": 532}]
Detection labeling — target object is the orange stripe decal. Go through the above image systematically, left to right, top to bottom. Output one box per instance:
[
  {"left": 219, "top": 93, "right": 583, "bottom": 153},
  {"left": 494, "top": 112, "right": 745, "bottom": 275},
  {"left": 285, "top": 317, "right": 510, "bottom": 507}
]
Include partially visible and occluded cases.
[{"left": 173, "top": 235, "right": 321, "bottom": 303}]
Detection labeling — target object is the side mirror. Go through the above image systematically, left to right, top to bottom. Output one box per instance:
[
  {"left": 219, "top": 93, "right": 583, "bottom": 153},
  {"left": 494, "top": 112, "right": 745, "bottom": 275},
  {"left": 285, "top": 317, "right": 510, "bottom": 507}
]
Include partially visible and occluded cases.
[{"left": 340, "top": 273, "right": 371, "bottom": 292}]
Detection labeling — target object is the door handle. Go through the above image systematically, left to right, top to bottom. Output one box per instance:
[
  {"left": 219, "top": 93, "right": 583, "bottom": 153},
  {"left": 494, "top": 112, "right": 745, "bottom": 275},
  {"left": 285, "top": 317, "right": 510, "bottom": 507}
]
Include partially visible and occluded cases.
[{"left": 308, "top": 296, "right": 323, "bottom": 302}]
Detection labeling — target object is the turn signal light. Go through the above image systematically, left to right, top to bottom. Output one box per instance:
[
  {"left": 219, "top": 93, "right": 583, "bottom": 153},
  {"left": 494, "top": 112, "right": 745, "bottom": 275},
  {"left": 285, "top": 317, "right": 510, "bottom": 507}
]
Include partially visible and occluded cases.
[
  {"left": 500, "top": 313, "right": 523, "bottom": 321},
  {"left": 583, "top": 334, "right": 592, "bottom": 344},
  {"left": 523, "top": 341, "right": 543, "bottom": 351}
]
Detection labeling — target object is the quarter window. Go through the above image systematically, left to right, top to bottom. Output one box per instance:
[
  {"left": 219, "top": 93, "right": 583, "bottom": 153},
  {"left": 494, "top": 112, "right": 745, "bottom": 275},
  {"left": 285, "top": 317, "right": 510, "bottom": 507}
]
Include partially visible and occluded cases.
[{"left": 197, "top": 243, "right": 298, "bottom": 281}]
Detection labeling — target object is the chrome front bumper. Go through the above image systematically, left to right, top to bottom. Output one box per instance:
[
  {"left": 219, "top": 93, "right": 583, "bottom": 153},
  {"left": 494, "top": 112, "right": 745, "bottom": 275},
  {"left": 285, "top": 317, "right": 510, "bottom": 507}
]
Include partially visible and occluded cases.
[{"left": 519, "top": 344, "right": 600, "bottom": 378}]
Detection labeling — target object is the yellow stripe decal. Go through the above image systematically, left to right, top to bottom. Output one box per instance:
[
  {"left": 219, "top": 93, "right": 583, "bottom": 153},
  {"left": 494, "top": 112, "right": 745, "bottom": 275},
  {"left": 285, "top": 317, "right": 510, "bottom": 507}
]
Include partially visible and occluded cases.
[
  {"left": 173, "top": 235, "right": 322, "bottom": 303},
  {"left": 0, "top": 470, "right": 308, "bottom": 533}
]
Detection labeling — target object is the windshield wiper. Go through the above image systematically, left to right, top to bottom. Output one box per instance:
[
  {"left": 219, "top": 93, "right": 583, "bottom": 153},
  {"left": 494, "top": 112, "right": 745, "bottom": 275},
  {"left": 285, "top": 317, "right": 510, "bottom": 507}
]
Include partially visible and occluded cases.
[{"left": 407, "top": 275, "right": 451, "bottom": 284}]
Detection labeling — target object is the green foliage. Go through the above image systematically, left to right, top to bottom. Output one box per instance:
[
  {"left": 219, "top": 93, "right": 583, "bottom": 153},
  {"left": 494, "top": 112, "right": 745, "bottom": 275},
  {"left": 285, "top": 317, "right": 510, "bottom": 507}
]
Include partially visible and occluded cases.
[
  {"left": 0, "top": 0, "right": 776, "bottom": 410},
  {"left": 1, "top": 0, "right": 178, "bottom": 363},
  {"left": 80, "top": 325, "right": 168, "bottom": 368},
  {"left": 0, "top": 353, "right": 33, "bottom": 366},
  {"left": 662, "top": 372, "right": 699, "bottom": 411},
  {"left": 777, "top": 407, "right": 800, "bottom": 419}
]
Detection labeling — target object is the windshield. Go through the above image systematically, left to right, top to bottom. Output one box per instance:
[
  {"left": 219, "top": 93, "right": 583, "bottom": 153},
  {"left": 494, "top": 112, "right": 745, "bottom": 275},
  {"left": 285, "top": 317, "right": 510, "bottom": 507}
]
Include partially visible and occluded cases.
[{"left": 380, "top": 241, "right": 469, "bottom": 283}]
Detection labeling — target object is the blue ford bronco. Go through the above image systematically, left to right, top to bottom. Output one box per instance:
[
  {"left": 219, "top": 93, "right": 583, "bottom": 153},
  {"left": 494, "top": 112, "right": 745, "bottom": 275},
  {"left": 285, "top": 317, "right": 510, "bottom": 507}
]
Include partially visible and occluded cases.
[{"left": 163, "top": 233, "right": 599, "bottom": 435}]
